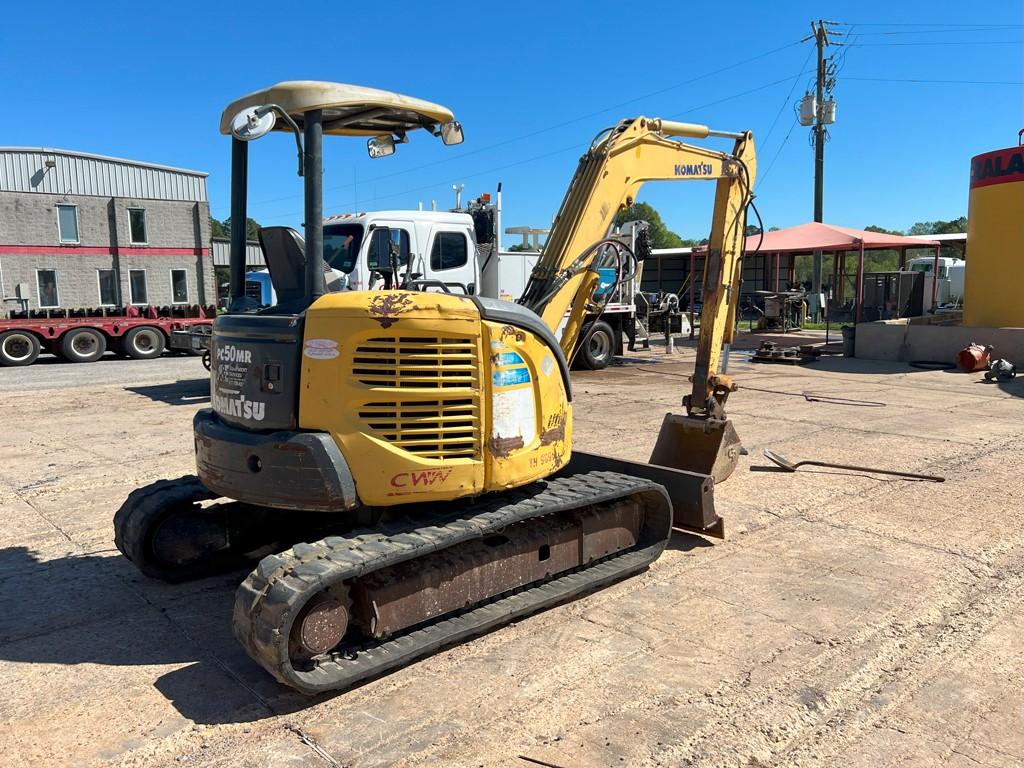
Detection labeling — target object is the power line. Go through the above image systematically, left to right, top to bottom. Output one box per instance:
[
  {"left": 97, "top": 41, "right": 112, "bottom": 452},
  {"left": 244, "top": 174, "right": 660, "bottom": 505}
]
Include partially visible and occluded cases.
[
  {"left": 833, "top": 23, "right": 1023, "bottom": 31},
  {"left": 248, "top": 39, "right": 809, "bottom": 209},
  {"left": 848, "top": 40, "right": 1023, "bottom": 46},
  {"left": 761, "top": 46, "right": 817, "bottom": 149},
  {"left": 258, "top": 72, "right": 814, "bottom": 221},
  {"left": 844, "top": 76, "right": 1024, "bottom": 85},
  {"left": 756, "top": 116, "right": 800, "bottom": 191}
]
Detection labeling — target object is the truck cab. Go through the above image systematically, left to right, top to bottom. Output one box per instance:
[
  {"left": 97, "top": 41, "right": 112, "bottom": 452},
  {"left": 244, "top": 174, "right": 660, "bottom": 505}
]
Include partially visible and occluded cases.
[
  {"left": 246, "top": 205, "right": 651, "bottom": 369},
  {"left": 323, "top": 210, "right": 480, "bottom": 295}
]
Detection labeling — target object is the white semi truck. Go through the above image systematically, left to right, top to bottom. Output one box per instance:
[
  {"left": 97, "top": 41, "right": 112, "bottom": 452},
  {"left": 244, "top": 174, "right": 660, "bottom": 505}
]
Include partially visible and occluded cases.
[
  {"left": 246, "top": 195, "right": 680, "bottom": 369},
  {"left": 905, "top": 255, "right": 965, "bottom": 309}
]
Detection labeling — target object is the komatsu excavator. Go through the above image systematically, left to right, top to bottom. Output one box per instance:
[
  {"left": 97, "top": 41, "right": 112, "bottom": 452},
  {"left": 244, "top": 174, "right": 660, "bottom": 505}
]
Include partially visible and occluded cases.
[{"left": 115, "top": 81, "right": 755, "bottom": 694}]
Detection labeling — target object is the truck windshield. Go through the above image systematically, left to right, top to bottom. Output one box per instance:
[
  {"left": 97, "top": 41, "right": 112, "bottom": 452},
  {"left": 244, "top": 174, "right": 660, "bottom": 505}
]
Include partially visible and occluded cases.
[{"left": 323, "top": 224, "right": 363, "bottom": 273}]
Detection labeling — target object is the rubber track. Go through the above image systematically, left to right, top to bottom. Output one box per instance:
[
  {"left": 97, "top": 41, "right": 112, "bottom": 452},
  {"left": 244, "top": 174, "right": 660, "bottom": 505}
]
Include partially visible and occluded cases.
[
  {"left": 233, "top": 470, "right": 673, "bottom": 694},
  {"left": 113, "top": 475, "right": 217, "bottom": 582}
]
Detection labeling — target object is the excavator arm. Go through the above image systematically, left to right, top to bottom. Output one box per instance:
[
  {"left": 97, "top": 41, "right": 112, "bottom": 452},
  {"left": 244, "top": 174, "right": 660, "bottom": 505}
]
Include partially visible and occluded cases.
[{"left": 519, "top": 116, "right": 757, "bottom": 482}]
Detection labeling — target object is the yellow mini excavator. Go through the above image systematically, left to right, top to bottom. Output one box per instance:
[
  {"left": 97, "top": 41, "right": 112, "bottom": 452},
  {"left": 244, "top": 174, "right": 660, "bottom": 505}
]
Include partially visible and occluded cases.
[{"left": 115, "top": 81, "right": 755, "bottom": 694}]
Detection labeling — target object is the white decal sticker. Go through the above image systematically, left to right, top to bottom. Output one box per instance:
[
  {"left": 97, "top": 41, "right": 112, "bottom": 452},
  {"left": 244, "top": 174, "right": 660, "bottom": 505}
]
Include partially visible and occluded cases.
[
  {"left": 303, "top": 338, "right": 339, "bottom": 360},
  {"left": 305, "top": 338, "right": 338, "bottom": 349},
  {"left": 304, "top": 347, "right": 339, "bottom": 360},
  {"left": 541, "top": 354, "right": 555, "bottom": 377},
  {"left": 491, "top": 387, "right": 536, "bottom": 446}
]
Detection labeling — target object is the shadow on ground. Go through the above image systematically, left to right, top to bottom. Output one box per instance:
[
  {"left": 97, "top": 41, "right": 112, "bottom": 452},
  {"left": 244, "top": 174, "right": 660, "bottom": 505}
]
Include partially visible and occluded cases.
[
  {"left": 125, "top": 378, "right": 210, "bottom": 405},
  {"left": 1, "top": 520, "right": 694, "bottom": 725},
  {"left": 0, "top": 545, "right": 310, "bottom": 724}
]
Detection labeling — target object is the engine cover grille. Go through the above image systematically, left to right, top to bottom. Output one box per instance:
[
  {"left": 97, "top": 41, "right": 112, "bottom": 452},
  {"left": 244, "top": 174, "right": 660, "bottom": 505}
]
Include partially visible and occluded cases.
[
  {"left": 353, "top": 337, "right": 481, "bottom": 460},
  {"left": 353, "top": 337, "right": 477, "bottom": 388}
]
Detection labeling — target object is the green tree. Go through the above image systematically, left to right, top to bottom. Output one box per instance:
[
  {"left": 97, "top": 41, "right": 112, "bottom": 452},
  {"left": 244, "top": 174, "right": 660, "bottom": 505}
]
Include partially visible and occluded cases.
[
  {"left": 613, "top": 202, "right": 686, "bottom": 249},
  {"left": 210, "top": 217, "right": 229, "bottom": 238},
  {"left": 219, "top": 217, "right": 263, "bottom": 240},
  {"left": 908, "top": 217, "right": 967, "bottom": 235},
  {"left": 864, "top": 224, "right": 904, "bottom": 236},
  {"left": 508, "top": 242, "right": 536, "bottom": 252}
]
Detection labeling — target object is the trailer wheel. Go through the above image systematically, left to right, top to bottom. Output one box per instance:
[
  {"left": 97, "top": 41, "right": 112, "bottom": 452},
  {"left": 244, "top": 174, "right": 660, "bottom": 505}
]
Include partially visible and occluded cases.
[
  {"left": 578, "top": 320, "right": 615, "bottom": 370},
  {"left": 122, "top": 326, "right": 166, "bottom": 360},
  {"left": 59, "top": 328, "right": 107, "bottom": 363},
  {"left": 0, "top": 331, "right": 41, "bottom": 367},
  {"left": 202, "top": 350, "right": 211, "bottom": 371}
]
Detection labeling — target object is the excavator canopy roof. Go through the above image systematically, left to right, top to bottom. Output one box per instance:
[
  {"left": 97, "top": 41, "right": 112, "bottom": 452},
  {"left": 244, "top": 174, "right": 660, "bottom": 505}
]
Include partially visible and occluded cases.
[{"left": 219, "top": 81, "right": 455, "bottom": 137}]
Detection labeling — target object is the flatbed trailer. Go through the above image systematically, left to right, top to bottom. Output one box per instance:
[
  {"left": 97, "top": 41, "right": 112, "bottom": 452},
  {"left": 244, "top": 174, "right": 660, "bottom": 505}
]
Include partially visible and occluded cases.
[{"left": 0, "top": 310, "right": 214, "bottom": 367}]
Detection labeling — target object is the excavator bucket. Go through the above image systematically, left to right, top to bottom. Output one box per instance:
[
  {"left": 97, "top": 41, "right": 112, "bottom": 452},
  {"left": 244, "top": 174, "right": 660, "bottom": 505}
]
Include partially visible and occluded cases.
[{"left": 649, "top": 413, "right": 743, "bottom": 485}]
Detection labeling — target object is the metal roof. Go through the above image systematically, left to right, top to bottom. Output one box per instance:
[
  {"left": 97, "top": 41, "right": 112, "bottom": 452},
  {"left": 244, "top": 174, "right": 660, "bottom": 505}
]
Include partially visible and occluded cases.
[
  {"left": 0, "top": 147, "right": 208, "bottom": 202},
  {"left": 745, "top": 222, "right": 940, "bottom": 253},
  {"left": 211, "top": 237, "right": 265, "bottom": 267}
]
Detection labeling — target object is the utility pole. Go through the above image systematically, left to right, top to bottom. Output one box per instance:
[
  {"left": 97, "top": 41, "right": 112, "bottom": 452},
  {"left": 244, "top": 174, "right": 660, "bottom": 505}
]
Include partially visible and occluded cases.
[{"left": 804, "top": 20, "right": 840, "bottom": 319}]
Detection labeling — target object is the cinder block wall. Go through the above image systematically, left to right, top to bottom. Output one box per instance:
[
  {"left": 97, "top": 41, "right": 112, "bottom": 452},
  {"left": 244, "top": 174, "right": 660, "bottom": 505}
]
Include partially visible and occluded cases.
[{"left": 0, "top": 191, "right": 214, "bottom": 312}]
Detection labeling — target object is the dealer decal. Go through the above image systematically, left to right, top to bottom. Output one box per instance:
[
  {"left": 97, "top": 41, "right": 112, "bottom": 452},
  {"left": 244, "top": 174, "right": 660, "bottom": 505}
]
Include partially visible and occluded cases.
[{"left": 304, "top": 338, "right": 339, "bottom": 360}]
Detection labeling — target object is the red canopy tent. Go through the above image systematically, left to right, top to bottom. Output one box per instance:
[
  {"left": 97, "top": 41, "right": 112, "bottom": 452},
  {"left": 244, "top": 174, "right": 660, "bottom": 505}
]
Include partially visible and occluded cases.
[{"left": 742, "top": 222, "right": 941, "bottom": 321}]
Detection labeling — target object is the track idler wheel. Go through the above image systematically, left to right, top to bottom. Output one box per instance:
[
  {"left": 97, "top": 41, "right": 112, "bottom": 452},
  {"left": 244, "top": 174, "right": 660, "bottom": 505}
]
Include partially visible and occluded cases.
[{"left": 115, "top": 476, "right": 238, "bottom": 582}]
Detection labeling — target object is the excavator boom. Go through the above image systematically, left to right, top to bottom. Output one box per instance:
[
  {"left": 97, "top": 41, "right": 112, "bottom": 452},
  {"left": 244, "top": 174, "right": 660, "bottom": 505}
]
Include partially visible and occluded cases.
[{"left": 519, "top": 116, "right": 756, "bottom": 481}]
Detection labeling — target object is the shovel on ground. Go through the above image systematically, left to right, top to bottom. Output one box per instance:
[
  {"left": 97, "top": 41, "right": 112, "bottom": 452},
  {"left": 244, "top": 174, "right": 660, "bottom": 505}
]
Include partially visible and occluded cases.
[{"left": 763, "top": 449, "right": 944, "bottom": 482}]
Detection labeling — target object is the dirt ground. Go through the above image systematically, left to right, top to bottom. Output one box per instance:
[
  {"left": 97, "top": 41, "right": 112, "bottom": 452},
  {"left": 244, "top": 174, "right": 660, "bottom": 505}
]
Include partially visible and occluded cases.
[{"left": 1, "top": 339, "right": 1022, "bottom": 768}]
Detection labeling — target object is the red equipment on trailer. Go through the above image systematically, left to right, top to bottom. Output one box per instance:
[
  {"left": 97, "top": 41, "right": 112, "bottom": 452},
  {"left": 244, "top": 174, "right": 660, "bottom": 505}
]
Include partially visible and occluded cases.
[{"left": 0, "top": 305, "right": 214, "bottom": 367}]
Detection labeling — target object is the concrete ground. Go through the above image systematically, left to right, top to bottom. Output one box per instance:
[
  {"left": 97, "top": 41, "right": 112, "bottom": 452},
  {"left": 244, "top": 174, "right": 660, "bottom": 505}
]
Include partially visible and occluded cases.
[{"left": 1, "top": 341, "right": 1022, "bottom": 768}]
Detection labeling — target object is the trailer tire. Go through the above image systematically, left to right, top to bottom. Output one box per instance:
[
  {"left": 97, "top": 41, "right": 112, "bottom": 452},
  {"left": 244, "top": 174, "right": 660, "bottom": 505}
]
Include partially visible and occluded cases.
[
  {"left": 578, "top": 320, "right": 615, "bottom": 370},
  {"left": 122, "top": 326, "right": 166, "bottom": 360},
  {"left": 59, "top": 328, "right": 107, "bottom": 363},
  {"left": 0, "top": 331, "right": 41, "bottom": 367}
]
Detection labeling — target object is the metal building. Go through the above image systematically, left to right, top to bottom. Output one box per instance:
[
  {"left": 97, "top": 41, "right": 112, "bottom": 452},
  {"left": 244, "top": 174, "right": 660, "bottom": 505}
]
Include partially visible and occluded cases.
[{"left": 0, "top": 147, "right": 214, "bottom": 315}]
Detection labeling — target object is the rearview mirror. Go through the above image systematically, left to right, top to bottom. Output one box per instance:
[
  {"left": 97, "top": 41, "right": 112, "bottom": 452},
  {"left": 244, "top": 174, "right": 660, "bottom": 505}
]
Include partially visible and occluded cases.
[
  {"left": 230, "top": 107, "right": 276, "bottom": 141},
  {"left": 440, "top": 121, "right": 464, "bottom": 146},
  {"left": 368, "top": 135, "right": 396, "bottom": 158}
]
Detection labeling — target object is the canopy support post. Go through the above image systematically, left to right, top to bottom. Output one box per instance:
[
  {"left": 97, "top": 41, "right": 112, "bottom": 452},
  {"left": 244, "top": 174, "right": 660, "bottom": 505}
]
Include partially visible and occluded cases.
[{"left": 855, "top": 241, "right": 865, "bottom": 323}]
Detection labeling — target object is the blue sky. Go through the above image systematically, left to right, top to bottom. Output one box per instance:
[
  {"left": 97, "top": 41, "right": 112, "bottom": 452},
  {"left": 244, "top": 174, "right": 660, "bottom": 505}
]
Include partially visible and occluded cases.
[{"left": 2, "top": 1, "right": 1021, "bottom": 243}]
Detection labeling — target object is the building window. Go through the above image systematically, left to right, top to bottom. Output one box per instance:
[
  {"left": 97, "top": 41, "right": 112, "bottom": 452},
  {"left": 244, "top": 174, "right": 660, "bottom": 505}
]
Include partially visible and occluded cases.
[
  {"left": 57, "top": 205, "right": 79, "bottom": 243},
  {"left": 128, "top": 208, "right": 148, "bottom": 245},
  {"left": 430, "top": 232, "right": 468, "bottom": 271},
  {"left": 37, "top": 269, "right": 60, "bottom": 308},
  {"left": 97, "top": 269, "right": 118, "bottom": 306},
  {"left": 129, "top": 269, "right": 148, "bottom": 305},
  {"left": 170, "top": 269, "right": 188, "bottom": 304}
]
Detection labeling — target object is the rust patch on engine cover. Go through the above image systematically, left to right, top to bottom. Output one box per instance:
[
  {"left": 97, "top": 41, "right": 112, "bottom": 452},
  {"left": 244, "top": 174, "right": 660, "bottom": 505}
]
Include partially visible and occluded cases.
[
  {"left": 368, "top": 293, "right": 416, "bottom": 328},
  {"left": 499, "top": 325, "right": 526, "bottom": 344},
  {"left": 540, "top": 409, "right": 567, "bottom": 446},
  {"left": 489, "top": 435, "right": 525, "bottom": 458}
]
